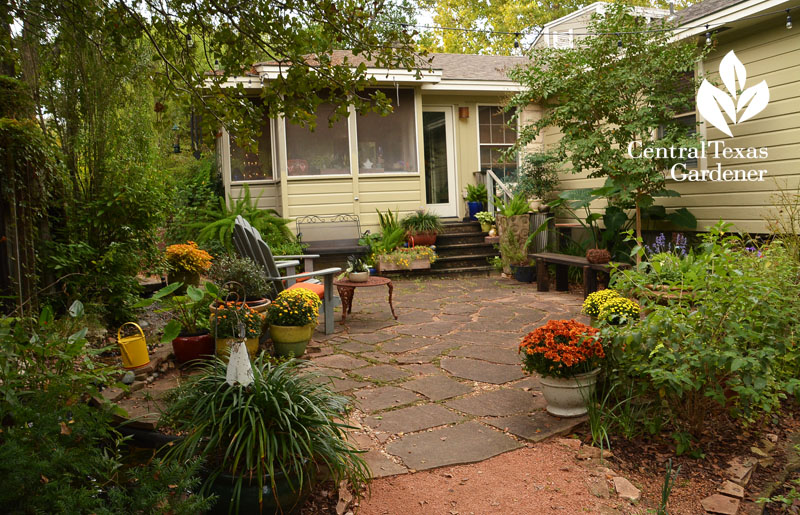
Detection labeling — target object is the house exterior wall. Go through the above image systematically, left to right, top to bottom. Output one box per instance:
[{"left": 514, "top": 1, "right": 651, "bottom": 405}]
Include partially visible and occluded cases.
[{"left": 540, "top": 17, "right": 800, "bottom": 234}]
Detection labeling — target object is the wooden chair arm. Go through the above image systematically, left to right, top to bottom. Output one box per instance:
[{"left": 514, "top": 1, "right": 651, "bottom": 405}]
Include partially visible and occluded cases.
[{"left": 273, "top": 267, "right": 341, "bottom": 281}]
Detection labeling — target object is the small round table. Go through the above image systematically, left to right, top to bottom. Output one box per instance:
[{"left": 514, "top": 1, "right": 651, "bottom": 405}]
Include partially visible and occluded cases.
[{"left": 333, "top": 276, "right": 397, "bottom": 324}]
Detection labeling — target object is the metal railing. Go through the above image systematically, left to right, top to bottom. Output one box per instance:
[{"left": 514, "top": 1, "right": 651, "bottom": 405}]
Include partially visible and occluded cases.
[{"left": 484, "top": 169, "right": 514, "bottom": 214}]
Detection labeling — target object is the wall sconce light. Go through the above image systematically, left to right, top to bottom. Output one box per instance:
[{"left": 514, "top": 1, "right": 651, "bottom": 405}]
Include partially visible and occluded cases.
[{"left": 458, "top": 107, "right": 469, "bottom": 119}]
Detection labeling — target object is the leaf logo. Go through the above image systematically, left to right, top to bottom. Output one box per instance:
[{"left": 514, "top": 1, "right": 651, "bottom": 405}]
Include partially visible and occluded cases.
[{"left": 697, "top": 50, "right": 769, "bottom": 137}]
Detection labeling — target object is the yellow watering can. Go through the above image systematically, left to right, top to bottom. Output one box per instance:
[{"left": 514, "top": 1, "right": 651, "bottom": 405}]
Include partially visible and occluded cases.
[{"left": 117, "top": 322, "right": 151, "bottom": 369}]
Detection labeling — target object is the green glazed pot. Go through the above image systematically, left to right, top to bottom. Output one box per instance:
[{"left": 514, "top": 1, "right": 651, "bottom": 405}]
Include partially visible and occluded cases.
[{"left": 270, "top": 323, "right": 315, "bottom": 358}]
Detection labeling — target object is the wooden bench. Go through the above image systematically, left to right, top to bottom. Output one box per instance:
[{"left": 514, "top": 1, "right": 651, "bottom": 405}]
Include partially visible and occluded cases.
[
  {"left": 295, "top": 215, "right": 369, "bottom": 269},
  {"left": 530, "top": 252, "right": 624, "bottom": 299}
]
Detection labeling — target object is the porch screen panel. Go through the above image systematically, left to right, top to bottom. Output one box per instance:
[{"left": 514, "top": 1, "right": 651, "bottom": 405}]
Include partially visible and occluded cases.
[
  {"left": 356, "top": 88, "right": 417, "bottom": 174},
  {"left": 285, "top": 103, "right": 350, "bottom": 176},
  {"left": 479, "top": 105, "right": 517, "bottom": 181},
  {"left": 230, "top": 115, "right": 273, "bottom": 182}
]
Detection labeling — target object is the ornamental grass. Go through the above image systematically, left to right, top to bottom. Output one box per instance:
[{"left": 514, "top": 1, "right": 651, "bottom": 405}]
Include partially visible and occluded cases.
[
  {"left": 165, "top": 241, "right": 213, "bottom": 274},
  {"left": 267, "top": 288, "right": 321, "bottom": 327},
  {"left": 519, "top": 319, "right": 604, "bottom": 378}
]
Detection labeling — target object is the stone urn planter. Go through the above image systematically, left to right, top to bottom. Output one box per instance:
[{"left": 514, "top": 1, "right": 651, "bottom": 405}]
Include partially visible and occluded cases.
[
  {"left": 496, "top": 214, "right": 531, "bottom": 274},
  {"left": 270, "top": 323, "right": 315, "bottom": 358},
  {"left": 540, "top": 368, "right": 601, "bottom": 418}
]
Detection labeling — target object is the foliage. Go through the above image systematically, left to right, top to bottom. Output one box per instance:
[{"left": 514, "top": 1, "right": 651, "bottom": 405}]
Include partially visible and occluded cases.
[
  {"left": 510, "top": 3, "right": 707, "bottom": 241},
  {"left": 513, "top": 151, "right": 561, "bottom": 201},
  {"left": 165, "top": 156, "right": 224, "bottom": 245},
  {"left": 764, "top": 181, "right": 800, "bottom": 263},
  {"left": 465, "top": 183, "right": 488, "bottom": 204},
  {"left": 194, "top": 185, "right": 294, "bottom": 254},
  {"left": 495, "top": 193, "right": 530, "bottom": 216},
  {"left": 376, "top": 208, "right": 401, "bottom": 233},
  {"left": 401, "top": 209, "right": 443, "bottom": 234},
  {"left": 475, "top": 211, "right": 495, "bottom": 225},
  {"left": 601, "top": 223, "right": 800, "bottom": 438},
  {"left": 372, "top": 225, "right": 407, "bottom": 257},
  {"left": 499, "top": 229, "right": 528, "bottom": 266},
  {"left": 166, "top": 241, "right": 214, "bottom": 274},
  {"left": 378, "top": 246, "right": 437, "bottom": 269},
  {"left": 209, "top": 254, "right": 273, "bottom": 300},
  {"left": 342, "top": 255, "right": 370, "bottom": 278},
  {"left": 134, "top": 282, "right": 219, "bottom": 339},
  {"left": 267, "top": 288, "right": 321, "bottom": 327},
  {"left": 582, "top": 289, "right": 621, "bottom": 317},
  {"left": 597, "top": 297, "right": 640, "bottom": 325},
  {"left": 212, "top": 301, "right": 263, "bottom": 338},
  {"left": 0, "top": 305, "right": 208, "bottom": 513},
  {"left": 519, "top": 319, "right": 604, "bottom": 379},
  {"left": 161, "top": 357, "right": 369, "bottom": 513},
  {"left": 757, "top": 444, "right": 800, "bottom": 509},
  {"left": 658, "top": 459, "right": 682, "bottom": 515}
]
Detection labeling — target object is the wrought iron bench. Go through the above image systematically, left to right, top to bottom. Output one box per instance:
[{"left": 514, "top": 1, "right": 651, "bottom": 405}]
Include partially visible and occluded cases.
[{"left": 295, "top": 215, "right": 370, "bottom": 269}]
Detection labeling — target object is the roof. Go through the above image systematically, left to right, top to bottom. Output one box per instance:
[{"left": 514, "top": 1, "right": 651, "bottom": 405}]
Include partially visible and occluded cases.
[
  {"left": 676, "top": 0, "right": 752, "bottom": 23},
  {"left": 254, "top": 50, "right": 527, "bottom": 82}
]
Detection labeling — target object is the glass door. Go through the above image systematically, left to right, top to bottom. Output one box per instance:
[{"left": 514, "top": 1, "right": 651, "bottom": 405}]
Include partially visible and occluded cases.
[{"left": 422, "top": 107, "right": 458, "bottom": 217}]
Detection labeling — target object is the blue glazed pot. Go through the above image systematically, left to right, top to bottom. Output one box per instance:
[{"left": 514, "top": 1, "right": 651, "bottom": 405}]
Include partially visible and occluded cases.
[{"left": 467, "top": 201, "right": 483, "bottom": 220}]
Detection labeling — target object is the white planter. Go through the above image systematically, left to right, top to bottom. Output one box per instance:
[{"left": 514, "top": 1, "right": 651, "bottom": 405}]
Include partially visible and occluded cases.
[
  {"left": 348, "top": 271, "right": 369, "bottom": 282},
  {"left": 540, "top": 368, "right": 601, "bottom": 418}
]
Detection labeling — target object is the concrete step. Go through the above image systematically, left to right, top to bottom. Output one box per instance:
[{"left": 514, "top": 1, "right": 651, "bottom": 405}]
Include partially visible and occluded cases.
[
  {"left": 440, "top": 220, "right": 483, "bottom": 234},
  {"left": 436, "top": 232, "right": 487, "bottom": 246},
  {"left": 435, "top": 242, "right": 498, "bottom": 257},
  {"left": 433, "top": 253, "right": 498, "bottom": 270}
]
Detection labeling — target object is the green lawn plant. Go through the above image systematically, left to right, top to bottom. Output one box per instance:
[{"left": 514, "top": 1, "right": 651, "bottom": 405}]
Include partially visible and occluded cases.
[
  {"left": 600, "top": 222, "right": 800, "bottom": 443},
  {"left": 161, "top": 356, "right": 369, "bottom": 514}
]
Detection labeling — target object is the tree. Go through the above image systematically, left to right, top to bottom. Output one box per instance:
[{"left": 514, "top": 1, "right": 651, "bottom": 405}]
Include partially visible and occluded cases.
[
  {"left": 418, "top": 0, "right": 699, "bottom": 55},
  {"left": 509, "top": 3, "right": 706, "bottom": 245}
]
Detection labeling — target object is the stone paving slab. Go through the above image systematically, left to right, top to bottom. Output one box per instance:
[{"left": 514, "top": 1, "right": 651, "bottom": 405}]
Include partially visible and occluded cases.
[
  {"left": 393, "top": 310, "right": 438, "bottom": 325},
  {"left": 395, "top": 321, "right": 461, "bottom": 338},
  {"left": 347, "top": 331, "right": 396, "bottom": 344},
  {"left": 450, "top": 331, "right": 513, "bottom": 345},
  {"left": 381, "top": 337, "right": 433, "bottom": 354},
  {"left": 336, "top": 341, "right": 375, "bottom": 353},
  {"left": 395, "top": 342, "right": 456, "bottom": 364},
  {"left": 448, "top": 345, "right": 521, "bottom": 365},
  {"left": 360, "top": 351, "right": 393, "bottom": 363},
  {"left": 312, "top": 354, "right": 369, "bottom": 370},
  {"left": 440, "top": 357, "right": 525, "bottom": 384},
  {"left": 402, "top": 363, "right": 441, "bottom": 376},
  {"left": 353, "top": 364, "right": 412, "bottom": 382},
  {"left": 402, "top": 375, "right": 473, "bottom": 401},
  {"left": 512, "top": 375, "right": 543, "bottom": 391},
  {"left": 329, "top": 377, "right": 369, "bottom": 393},
  {"left": 353, "top": 386, "right": 421, "bottom": 412},
  {"left": 445, "top": 389, "right": 545, "bottom": 417},
  {"left": 363, "top": 404, "right": 463, "bottom": 434},
  {"left": 485, "top": 412, "right": 588, "bottom": 442},
  {"left": 385, "top": 421, "right": 522, "bottom": 471},
  {"left": 364, "top": 450, "right": 408, "bottom": 478}
]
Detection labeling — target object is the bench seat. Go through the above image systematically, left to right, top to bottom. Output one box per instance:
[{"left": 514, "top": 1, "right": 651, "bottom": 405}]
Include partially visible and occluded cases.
[{"left": 530, "top": 252, "right": 627, "bottom": 299}]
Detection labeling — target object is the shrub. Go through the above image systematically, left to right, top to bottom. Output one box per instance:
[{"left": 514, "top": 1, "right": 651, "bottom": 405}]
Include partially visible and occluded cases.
[
  {"left": 513, "top": 151, "right": 560, "bottom": 201},
  {"left": 208, "top": 254, "right": 273, "bottom": 299},
  {"left": 267, "top": 289, "right": 322, "bottom": 327},
  {"left": 597, "top": 297, "right": 640, "bottom": 325},
  {"left": 519, "top": 319, "right": 604, "bottom": 378}
]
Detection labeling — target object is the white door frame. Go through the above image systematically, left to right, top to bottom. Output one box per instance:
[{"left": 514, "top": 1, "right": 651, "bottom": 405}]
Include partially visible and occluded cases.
[{"left": 422, "top": 106, "right": 458, "bottom": 217}]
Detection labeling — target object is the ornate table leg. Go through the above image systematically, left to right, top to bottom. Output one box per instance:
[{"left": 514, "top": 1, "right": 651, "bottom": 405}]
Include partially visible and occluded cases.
[
  {"left": 386, "top": 281, "right": 397, "bottom": 320},
  {"left": 336, "top": 286, "right": 355, "bottom": 324}
]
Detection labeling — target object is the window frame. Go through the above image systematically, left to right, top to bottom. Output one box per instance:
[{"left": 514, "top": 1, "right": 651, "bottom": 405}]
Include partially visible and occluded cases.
[
  {"left": 476, "top": 103, "right": 520, "bottom": 179},
  {"left": 228, "top": 117, "right": 279, "bottom": 185}
]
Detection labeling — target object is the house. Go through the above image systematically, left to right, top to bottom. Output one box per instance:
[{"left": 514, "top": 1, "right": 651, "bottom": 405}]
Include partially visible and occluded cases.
[
  {"left": 218, "top": 0, "right": 799, "bottom": 237},
  {"left": 538, "top": 0, "right": 800, "bottom": 234},
  {"left": 217, "top": 51, "right": 535, "bottom": 235}
]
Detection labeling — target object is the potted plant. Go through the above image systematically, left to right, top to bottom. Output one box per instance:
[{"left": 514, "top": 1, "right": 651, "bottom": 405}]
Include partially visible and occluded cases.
[
  {"left": 513, "top": 151, "right": 560, "bottom": 212},
  {"left": 465, "top": 183, "right": 488, "bottom": 220},
  {"left": 401, "top": 209, "right": 443, "bottom": 246},
  {"left": 475, "top": 211, "right": 495, "bottom": 233},
  {"left": 499, "top": 230, "right": 535, "bottom": 283},
  {"left": 165, "top": 241, "right": 213, "bottom": 293},
  {"left": 376, "top": 246, "right": 437, "bottom": 273},
  {"left": 209, "top": 255, "right": 273, "bottom": 308},
  {"left": 340, "top": 255, "right": 370, "bottom": 282},
  {"left": 134, "top": 281, "right": 219, "bottom": 364},
  {"left": 267, "top": 288, "right": 322, "bottom": 357},
  {"left": 596, "top": 296, "right": 640, "bottom": 325},
  {"left": 212, "top": 301, "right": 262, "bottom": 359},
  {"left": 519, "top": 319, "right": 605, "bottom": 418},
  {"left": 161, "top": 357, "right": 369, "bottom": 515}
]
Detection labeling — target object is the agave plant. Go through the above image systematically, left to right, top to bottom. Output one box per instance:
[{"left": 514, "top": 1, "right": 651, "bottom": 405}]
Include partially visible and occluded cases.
[{"left": 192, "top": 184, "right": 293, "bottom": 252}]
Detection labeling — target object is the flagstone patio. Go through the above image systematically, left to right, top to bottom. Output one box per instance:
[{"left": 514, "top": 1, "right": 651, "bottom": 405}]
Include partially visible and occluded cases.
[{"left": 306, "top": 275, "right": 591, "bottom": 478}]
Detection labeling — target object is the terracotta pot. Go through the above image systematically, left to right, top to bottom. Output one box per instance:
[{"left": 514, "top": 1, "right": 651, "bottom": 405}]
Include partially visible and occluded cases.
[
  {"left": 407, "top": 231, "right": 437, "bottom": 246},
  {"left": 586, "top": 248, "right": 611, "bottom": 264},
  {"left": 270, "top": 323, "right": 315, "bottom": 358},
  {"left": 172, "top": 331, "right": 215, "bottom": 363},
  {"left": 215, "top": 337, "right": 260, "bottom": 361},
  {"left": 540, "top": 368, "right": 601, "bottom": 418}
]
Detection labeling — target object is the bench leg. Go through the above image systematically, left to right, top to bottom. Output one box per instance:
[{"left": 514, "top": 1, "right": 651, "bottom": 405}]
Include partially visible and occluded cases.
[
  {"left": 536, "top": 259, "right": 549, "bottom": 292},
  {"left": 555, "top": 264, "right": 569, "bottom": 292},
  {"left": 583, "top": 266, "right": 597, "bottom": 299},
  {"left": 323, "top": 274, "right": 334, "bottom": 335}
]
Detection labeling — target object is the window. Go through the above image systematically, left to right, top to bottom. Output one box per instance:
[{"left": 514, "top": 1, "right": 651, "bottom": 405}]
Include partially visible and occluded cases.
[
  {"left": 659, "top": 71, "right": 697, "bottom": 168},
  {"left": 356, "top": 88, "right": 417, "bottom": 174},
  {"left": 285, "top": 103, "right": 350, "bottom": 176},
  {"left": 479, "top": 105, "right": 518, "bottom": 181},
  {"left": 230, "top": 115, "right": 273, "bottom": 182}
]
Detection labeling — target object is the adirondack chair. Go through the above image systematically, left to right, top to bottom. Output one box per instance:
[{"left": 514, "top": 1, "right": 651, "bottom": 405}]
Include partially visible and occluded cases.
[{"left": 232, "top": 216, "right": 341, "bottom": 335}]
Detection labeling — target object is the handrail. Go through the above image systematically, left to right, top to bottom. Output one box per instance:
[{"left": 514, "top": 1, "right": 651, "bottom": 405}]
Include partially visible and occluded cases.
[{"left": 484, "top": 169, "right": 513, "bottom": 214}]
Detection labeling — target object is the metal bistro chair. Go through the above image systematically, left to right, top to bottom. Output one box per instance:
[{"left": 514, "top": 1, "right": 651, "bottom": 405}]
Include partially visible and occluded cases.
[{"left": 232, "top": 215, "right": 341, "bottom": 335}]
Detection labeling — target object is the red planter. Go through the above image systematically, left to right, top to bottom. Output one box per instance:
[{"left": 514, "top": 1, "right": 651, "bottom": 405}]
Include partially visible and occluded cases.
[
  {"left": 407, "top": 231, "right": 437, "bottom": 246},
  {"left": 172, "top": 331, "right": 215, "bottom": 363}
]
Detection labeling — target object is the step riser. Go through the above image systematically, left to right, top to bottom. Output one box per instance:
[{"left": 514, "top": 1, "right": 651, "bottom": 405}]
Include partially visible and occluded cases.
[
  {"left": 440, "top": 224, "right": 483, "bottom": 235},
  {"left": 436, "top": 234, "right": 487, "bottom": 245},
  {"left": 436, "top": 245, "right": 498, "bottom": 257},
  {"left": 434, "top": 257, "right": 497, "bottom": 269}
]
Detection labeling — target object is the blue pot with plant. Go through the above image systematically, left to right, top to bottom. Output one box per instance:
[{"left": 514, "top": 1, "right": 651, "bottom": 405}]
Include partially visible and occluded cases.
[{"left": 466, "top": 184, "right": 488, "bottom": 220}]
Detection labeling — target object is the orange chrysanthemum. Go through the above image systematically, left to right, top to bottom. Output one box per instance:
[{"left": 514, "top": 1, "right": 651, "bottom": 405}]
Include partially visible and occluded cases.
[{"left": 518, "top": 319, "right": 604, "bottom": 378}]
